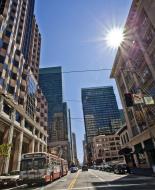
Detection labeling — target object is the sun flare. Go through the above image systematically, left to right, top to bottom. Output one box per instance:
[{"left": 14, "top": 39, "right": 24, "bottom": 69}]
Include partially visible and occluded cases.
[{"left": 105, "top": 27, "right": 124, "bottom": 49}]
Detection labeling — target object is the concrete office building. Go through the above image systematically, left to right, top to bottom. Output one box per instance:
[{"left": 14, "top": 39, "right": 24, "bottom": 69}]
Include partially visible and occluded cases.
[
  {"left": 0, "top": 0, "right": 47, "bottom": 174},
  {"left": 111, "top": 0, "right": 155, "bottom": 169},
  {"left": 92, "top": 134, "right": 124, "bottom": 165}
]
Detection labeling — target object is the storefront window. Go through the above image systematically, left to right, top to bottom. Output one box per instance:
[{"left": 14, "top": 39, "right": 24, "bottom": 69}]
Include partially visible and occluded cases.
[{"left": 134, "top": 143, "right": 146, "bottom": 165}]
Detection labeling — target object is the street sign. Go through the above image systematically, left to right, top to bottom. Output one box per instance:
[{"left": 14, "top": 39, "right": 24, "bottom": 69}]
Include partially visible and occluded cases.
[
  {"left": 133, "top": 93, "right": 144, "bottom": 104},
  {"left": 144, "top": 96, "right": 154, "bottom": 105}
]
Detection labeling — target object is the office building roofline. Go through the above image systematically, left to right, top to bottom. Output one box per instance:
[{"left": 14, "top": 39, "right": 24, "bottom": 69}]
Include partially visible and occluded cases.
[
  {"left": 39, "top": 66, "right": 62, "bottom": 74},
  {"left": 81, "top": 86, "right": 114, "bottom": 91}
]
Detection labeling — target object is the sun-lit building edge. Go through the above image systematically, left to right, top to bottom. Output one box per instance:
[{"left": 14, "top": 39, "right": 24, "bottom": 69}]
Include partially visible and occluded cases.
[{"left": 111, "top": 0, "right": 155, "bottom": 173}]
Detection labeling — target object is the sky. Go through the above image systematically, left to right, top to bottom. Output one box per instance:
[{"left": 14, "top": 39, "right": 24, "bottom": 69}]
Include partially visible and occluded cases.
[{"left": 35, "top": 0, "right": 132, "bottom": 163}]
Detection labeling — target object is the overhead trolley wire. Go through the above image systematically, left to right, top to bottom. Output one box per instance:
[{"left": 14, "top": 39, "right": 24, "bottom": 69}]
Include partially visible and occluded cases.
[{"left": 62, "top": 68, "right": 112, "bottom": 74}]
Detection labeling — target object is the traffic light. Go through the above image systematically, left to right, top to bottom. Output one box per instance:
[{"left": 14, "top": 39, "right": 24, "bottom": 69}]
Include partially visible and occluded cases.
[{"left": 124, "top": 93, "right": 133, "bottom": 107}]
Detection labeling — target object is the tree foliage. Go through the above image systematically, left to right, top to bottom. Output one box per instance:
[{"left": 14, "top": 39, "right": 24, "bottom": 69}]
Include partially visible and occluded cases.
[{"left": 0, "top": 144, "right": 12, "bottom": 157}]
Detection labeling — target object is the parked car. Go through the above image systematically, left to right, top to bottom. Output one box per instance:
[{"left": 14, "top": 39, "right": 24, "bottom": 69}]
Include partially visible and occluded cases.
[
  {"left": 102, "top": 164, "right": 113, "bottom": 172},
  {"left": 114, "top": 164, "right": 127, "bottom": 174},
  {"left": 82, "top": 165, "right": 88, "bottom": 171},
  {"left": 70, "top": 166, "right": 78, "bottom": 173},
  {"left": 0, "top": 170, "right": 22, "bottom": 187}
]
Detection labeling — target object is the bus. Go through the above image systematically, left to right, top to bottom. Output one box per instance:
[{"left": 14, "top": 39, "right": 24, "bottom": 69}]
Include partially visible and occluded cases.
[{"left": 20, "top": 152, "right": 68, "bottom": 186}]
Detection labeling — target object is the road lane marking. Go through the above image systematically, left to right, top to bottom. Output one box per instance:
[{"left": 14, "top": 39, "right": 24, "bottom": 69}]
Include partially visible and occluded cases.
[
  {"left": 68, "top": 171, "right": 80, "bottom": 190},
  {"left": 89, "top": 171, "right": 105, "bottom": 182},
  {"left": 34, "top": 174, "right": 69, "bottom": 190},
  {"left": 37, "top": 182, "right": 155, "bottom": 190},
  {"left": 2, "top": 184, "right": 26, "bottom": 190}
]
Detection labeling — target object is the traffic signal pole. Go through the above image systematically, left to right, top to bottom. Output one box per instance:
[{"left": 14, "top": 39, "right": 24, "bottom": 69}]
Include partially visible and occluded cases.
[{"left": 121, "top": 69, "right": 141, "bottom": 134}]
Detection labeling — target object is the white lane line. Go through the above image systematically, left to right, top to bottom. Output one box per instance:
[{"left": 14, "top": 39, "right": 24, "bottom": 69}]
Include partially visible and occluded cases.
[
  {"left": 88, "top": 171, "right": 105, "bottom": 182},
  {"left": 34, "top": 175, "right": 69, "bottom": 190},
  {"left": 40, "top": 182, "right": 153, "bottom": 190},
  {"left": 71, "top": 183, "right": 153, "bottom": 189},
  {"left": 2, "top": 184, "right": 26, "bottom": 190}
]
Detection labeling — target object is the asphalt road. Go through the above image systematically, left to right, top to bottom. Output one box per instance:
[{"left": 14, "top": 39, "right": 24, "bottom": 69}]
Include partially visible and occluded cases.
[{"left": 3, "top": 169, "right": 155, "bottom": 190}]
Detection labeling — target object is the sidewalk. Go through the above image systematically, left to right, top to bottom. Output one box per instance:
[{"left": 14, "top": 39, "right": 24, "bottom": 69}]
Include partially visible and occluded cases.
[{"left": 130, "top": 167, "right": 154, "bottom": 177}]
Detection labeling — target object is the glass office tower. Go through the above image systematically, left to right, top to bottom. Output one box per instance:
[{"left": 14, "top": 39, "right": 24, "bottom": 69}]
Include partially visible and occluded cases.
[
  {"left": 39, "top": 67, "right": 63, "bottom": 124},
  {"left": 39, "top": 67, "right": 72, "bottom": 162},
  {"left": 81, "top": 86, "right": 120, "bottom": 143}
]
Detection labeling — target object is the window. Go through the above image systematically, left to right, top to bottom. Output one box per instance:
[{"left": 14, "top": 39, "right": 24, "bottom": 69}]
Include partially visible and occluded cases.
[
  {"left": 12, "top": 2, "right": 17, "bottom": 7},
  {"left": 11, "top": 8, "right": 16, "bottom": 14},
  {"left": 9, "top": 16, "right": 14, "bottom": 22},
  {"left": 8, "top": 24, "right": 13, "bottom": 30},
  {"left": 2, "top": 42, "right": 8, "bottom": 50},
  {"left": 15, "top": 49, "right": 21, "bottom": 56},
  {"left": 0, "top": 55, "right": 5, "bottom": 64},
  {"left": 13, "top": 60, "right": 19, "bottom": 67},
  {"left": 11, "top": 72, "right": 17, "bottom": 80},
  {"left": 22, "top": 74, "right": 27, "bottom": 80},
  {"left": 0, "top": 78, "right": 4, "bottom": 86},
  {"left": 7, "top": 84, "right": 15, "bottom": 94},
  {"left": 20, "top": 85, "right": 25, "bottom": 91},
  {"left": 18, "top": 97, "right": 24, "bottom": 105},
  {"left": 3, "top": 102, "right": 12, "bottom": 117},
  {"left": 16, "top": 111, "right": 22, "bottom": 123},
  {"left": 36, "top": 117, "right": 40, "bottom": 123},
  {"left": 126, "top": 133, "right": 129, "bottom": 142},
  {"left": 115, "top": 137, "right": 120, "bottom": 140},
  {"left": 21, "top": 159, "right": 33, "bottom": 171}
]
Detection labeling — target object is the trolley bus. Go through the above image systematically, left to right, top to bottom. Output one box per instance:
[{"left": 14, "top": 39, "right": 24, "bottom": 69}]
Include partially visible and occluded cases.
[{"left": 20, "top": 152, "right": 68, "bottom": 186}]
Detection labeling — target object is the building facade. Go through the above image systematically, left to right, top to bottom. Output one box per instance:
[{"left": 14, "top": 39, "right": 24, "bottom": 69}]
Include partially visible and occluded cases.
[
  {"left": 0, "top": 0, "right": 47, "bottom": 174},
  {"left": 111, "top": 0, "right": 155, "bottom": 169},
  {"left": 39, "top": 67, "right": 72, "bottom": 162},
  {"left": 39, "top": 67, "right": 63, "bottom": 127},
  {"left": 81, "top": 86, "right": 120, "bottom": 143},
  {"left": 81, "top": 86, "right": 121, "bottom": 164},
  {"left": 48, "top": 103, "right": 72, "bottom": 162},
  {"left": 116, "top": 125, "right": 134, "bottom": 167},
  {"left": 72, "top": 132, "right": 78, "bottom": 165},
  {"left": 92, "top": 134, "right": 124, "bottom": 165},
  {"left": 83, "top": 138, "right": 87, "bottom": 165}
]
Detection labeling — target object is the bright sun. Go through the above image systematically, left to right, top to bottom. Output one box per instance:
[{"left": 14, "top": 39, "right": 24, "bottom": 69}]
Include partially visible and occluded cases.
[{"left": 105, "top": 27, "right": 124, "bottom": 49}]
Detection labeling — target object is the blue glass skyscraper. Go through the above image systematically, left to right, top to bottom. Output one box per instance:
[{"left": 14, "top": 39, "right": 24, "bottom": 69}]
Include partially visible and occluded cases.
[
  {"left": 39, "top": 66, "right": 63, "bottom": 126},
  {"left": 39, "top": 67, "right": 72, "bottom": 162},
  {"left": 81, "top": 86, "right": 120, "bottom": 143}
]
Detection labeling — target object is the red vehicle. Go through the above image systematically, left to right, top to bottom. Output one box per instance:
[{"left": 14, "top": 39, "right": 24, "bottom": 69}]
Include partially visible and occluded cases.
[
  {"left": 20, "top": 152, "right": 68, "bottom": 186},
  {"left": 60, "top": 158, "right": 68, "bottom": 176}
]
